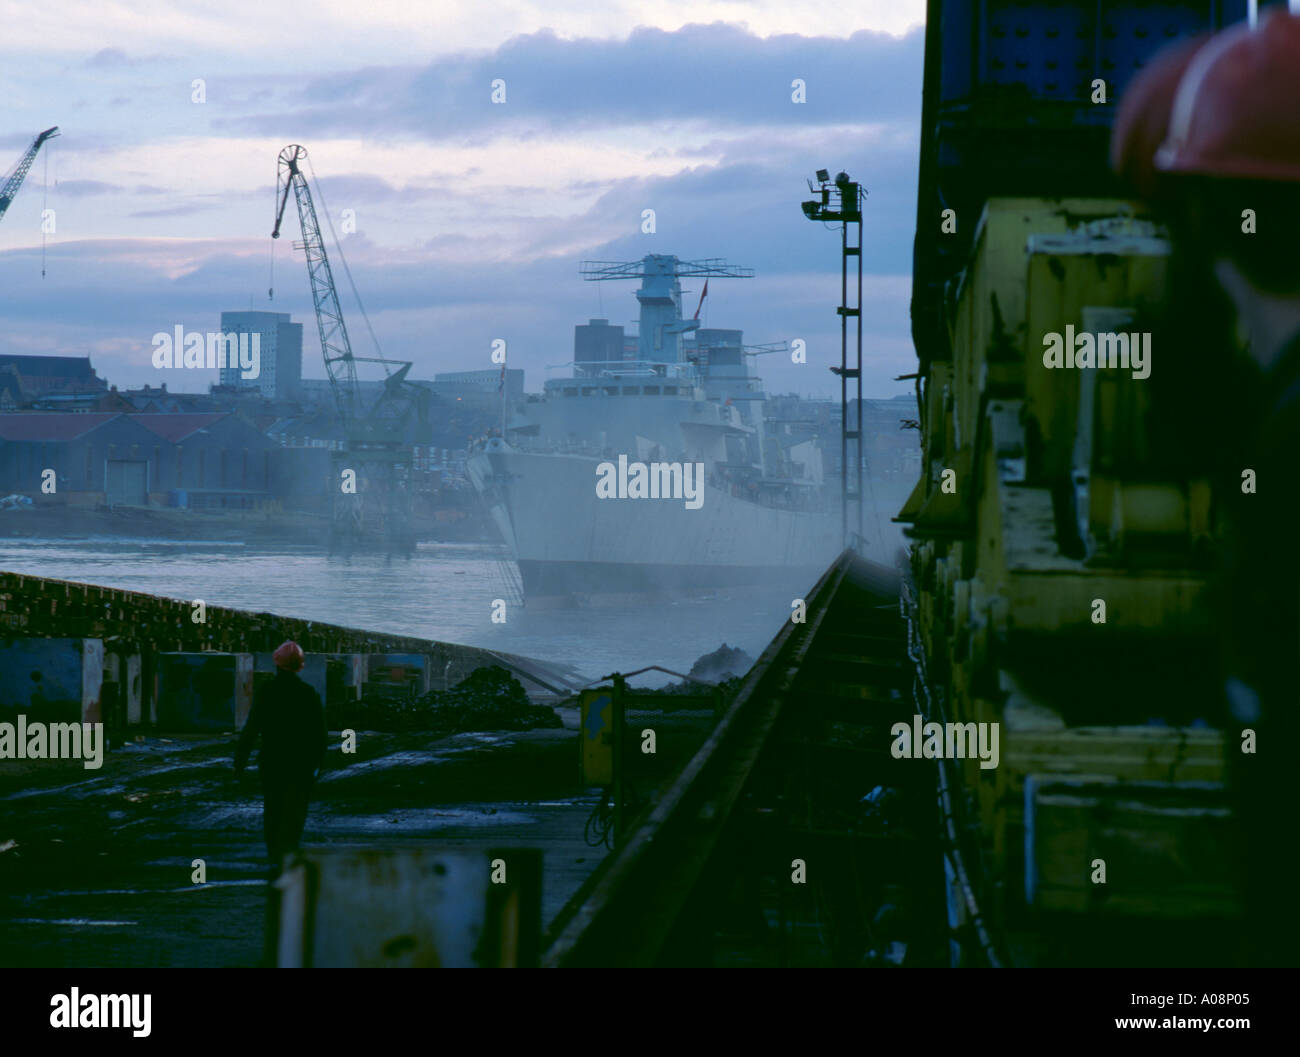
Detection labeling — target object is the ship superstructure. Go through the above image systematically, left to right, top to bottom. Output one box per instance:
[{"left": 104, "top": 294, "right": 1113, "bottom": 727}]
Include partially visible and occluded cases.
[{"left": 467, "top": 255, "right": 843, "bottom": 603}]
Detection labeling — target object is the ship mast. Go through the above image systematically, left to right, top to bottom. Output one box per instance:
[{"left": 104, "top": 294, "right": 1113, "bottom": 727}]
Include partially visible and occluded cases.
[{"left": 579, "top": 256, "right": 754, "bottom": 370}]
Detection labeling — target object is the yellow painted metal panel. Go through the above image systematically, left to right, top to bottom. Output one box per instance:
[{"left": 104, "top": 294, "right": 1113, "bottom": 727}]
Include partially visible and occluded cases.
[{"left": 580, "top": 687, "right": 615, "bottom": 787}]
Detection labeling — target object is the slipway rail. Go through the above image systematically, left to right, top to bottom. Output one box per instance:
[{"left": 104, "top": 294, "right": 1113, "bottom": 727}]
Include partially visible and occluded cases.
[{"left": 544, "top": 548, "right": 946, "bottom": 967}]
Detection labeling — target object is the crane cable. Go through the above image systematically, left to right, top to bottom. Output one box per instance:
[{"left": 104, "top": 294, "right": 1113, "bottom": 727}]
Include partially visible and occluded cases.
[
  {"left": 40, "top": 140, "right": 49, "bottom": 278},
  {"left": 306, "top": 154, "right": 390, "bottom": 376}
]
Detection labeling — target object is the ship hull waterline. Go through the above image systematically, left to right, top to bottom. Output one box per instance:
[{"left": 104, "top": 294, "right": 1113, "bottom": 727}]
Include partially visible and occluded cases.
[{"left": 468, "top": 447, "right": 844, "bottom": 607}]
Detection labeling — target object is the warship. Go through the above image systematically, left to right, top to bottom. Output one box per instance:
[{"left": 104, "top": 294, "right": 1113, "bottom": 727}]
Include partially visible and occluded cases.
[{"left": 467, "top": 255, "right": 844, "bottom": 604}]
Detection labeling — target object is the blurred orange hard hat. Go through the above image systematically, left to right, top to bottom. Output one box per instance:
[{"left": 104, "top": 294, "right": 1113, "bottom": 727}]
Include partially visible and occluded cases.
[
  {"left": 1154, "top": 10, "right": 1300, "bottom": 182},
  {"left": 1111, "top": 33, "right": 1209, "bottom": 198},
  {"left": 273, "top": 640, "right": 305, "bottom": 672}
]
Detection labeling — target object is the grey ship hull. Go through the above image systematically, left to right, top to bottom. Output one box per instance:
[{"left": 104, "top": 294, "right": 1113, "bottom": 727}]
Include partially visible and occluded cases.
[{"left": 468, "top": 446, "right": 842, "bottom": 604}]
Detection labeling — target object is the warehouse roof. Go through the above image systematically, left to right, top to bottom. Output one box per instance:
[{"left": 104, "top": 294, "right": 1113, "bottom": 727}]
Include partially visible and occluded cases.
[
  {"left": 0, "top": 354, "right": 99, "bottom": 380},
  {"left": 0, "top": 412, "right": 121, "bottom": 441},
  {"left": 129, "top": 413, "right": 228, "bottom": 442}
]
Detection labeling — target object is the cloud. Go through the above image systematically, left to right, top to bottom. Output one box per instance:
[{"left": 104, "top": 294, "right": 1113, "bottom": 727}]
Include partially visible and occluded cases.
[
  {"left": 1, "top": 2, "right": 927, "bottom": 68},
  {"left": 0, "top": 17, "right": 925, "bottom": 400},
  {"left": 220, "top": 22, "right": 923, "bottom": 141},
  {"left": 84, "top": 47, "right": 134, "bottom": 68},
  {"left": 304, "top": 172, "right": 441, "bottom": 204},
  {"left": 52, "top": 179, "right": 120, "bottom": 198},
  {"left": 0, "top": 193, "right": 918, "bottom": 400},
  {"left": 129, "top": 203, "right": 223, "bottom": 218}
]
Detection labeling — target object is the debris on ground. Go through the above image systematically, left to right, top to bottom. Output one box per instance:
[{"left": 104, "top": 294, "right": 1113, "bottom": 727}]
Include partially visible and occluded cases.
[
  {"left": 687, "top": 643, "right": 754, "bottom": 683},
  {"left": 629, "top": 644, "right": 753, "bottom": 700},
  {"left": 341, "top": 665, "right": 562, "bottom": 734},
  {"left": 629, "top": 674, "right": 745, "bottom": 701}
]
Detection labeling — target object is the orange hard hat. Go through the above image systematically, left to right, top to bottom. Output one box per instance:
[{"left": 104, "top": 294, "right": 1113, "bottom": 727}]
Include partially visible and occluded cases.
[
  {"left": 1154, "top": 10, "right": 1300, "bottom": 182},
  {"left": 1111, "top": 33, "right": 1210, "bottom": 198},
  {"left": 272, "top": 640, "right": 305, "bottom": 671}
]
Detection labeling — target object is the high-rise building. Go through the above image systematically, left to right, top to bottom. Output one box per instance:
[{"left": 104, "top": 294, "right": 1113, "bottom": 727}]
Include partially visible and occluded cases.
[{"left": 218, "top": 311, "right": 303, "bottom": 399}]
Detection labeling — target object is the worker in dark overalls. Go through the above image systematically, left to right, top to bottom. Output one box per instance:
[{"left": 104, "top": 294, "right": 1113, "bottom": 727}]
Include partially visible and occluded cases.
[
  {"left": 1112, "top": 9, "right": 1300, "bottom": 967},
  {"left": 234, "top": 640, "right": 328, "bottom": 873}
]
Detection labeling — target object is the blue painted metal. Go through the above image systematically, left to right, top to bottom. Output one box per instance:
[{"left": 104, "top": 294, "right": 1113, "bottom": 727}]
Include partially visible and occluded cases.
[
  {"left": 911, "top": 1, "right": 1250, "bottom": 368},
  {"left": 0, "top": 637, "right": 101, "bottom": 723},
  {"left": 155, "top": 652, "right": 253, "bottom": 732}
]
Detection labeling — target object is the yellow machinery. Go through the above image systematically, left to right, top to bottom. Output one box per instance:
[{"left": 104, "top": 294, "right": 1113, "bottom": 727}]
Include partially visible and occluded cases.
[{"left": 899, "top": 198, "right": 1238, "bottom": 963}]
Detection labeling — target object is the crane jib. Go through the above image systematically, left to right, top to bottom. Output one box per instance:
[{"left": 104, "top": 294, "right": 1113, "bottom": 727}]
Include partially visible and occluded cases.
[{"left": 0, "top": 126, "right": 59, "bottom": 225}]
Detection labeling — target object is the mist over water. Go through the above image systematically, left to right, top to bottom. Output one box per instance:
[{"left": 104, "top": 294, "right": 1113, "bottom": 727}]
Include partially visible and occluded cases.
[{"left": 0, "top": 539, "right": 841, "bottom": 686}]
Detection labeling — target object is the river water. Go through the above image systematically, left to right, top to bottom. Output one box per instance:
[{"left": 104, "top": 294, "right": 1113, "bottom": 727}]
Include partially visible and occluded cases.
[{"left": 0, "top": 538, "right": 822, "bottom": 687}]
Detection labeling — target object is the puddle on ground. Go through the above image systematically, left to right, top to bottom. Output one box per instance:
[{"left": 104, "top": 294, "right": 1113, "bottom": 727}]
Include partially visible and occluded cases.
[
  {"left": 317, "top": 751, "right": 450, "bottom": 780},
  {"left": 3, "top": 780, "right": 127, "bottom": 802},
  {"left": 167, "top": 801, "right": 538, "bottom": 834},
  {"left": 36, "top": 879, "right": 269, "bottom": 900},
  {"left": 11, "top": 918, "right": 138, "bottom": 927}
]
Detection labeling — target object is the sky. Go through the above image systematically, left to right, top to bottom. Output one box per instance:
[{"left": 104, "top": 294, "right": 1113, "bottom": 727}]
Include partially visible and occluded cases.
[{"left": 0, "top": 1, "right": 929, "bottom": 400}]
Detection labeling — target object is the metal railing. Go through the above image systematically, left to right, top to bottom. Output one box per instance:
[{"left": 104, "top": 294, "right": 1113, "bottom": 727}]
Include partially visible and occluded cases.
[{"left": 543, "top": 359, "right": 702, "bottom": 384}]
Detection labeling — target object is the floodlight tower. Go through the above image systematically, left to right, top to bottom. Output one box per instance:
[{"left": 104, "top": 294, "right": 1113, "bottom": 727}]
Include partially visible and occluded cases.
[{"left": 802, "top": 170, "right": 866, "bottom": 549}]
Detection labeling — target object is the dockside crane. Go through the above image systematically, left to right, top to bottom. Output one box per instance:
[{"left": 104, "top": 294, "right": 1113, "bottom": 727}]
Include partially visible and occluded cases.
[
  {"left": 0, "top": 127, "right": 58, "bottom": 225},
  {"left": 272, "top": 143, "right": 426, "bottom": 552},
  {"left": 272, "top": 144, "right": 363, "bottom": 428}
]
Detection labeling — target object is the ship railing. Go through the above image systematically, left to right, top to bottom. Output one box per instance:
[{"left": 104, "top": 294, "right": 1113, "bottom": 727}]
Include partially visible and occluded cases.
[
  {"left": 543, "top": 360, "right": 702, "bottom": 384},
  {"left": 504, "top": 438, "right": 665, "bottom": 458}
]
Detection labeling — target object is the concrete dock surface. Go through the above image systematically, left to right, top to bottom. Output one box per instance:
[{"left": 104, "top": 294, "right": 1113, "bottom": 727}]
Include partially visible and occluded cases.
[{"left": 0, "top": 711, "right": 632, "bottom": 967}]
